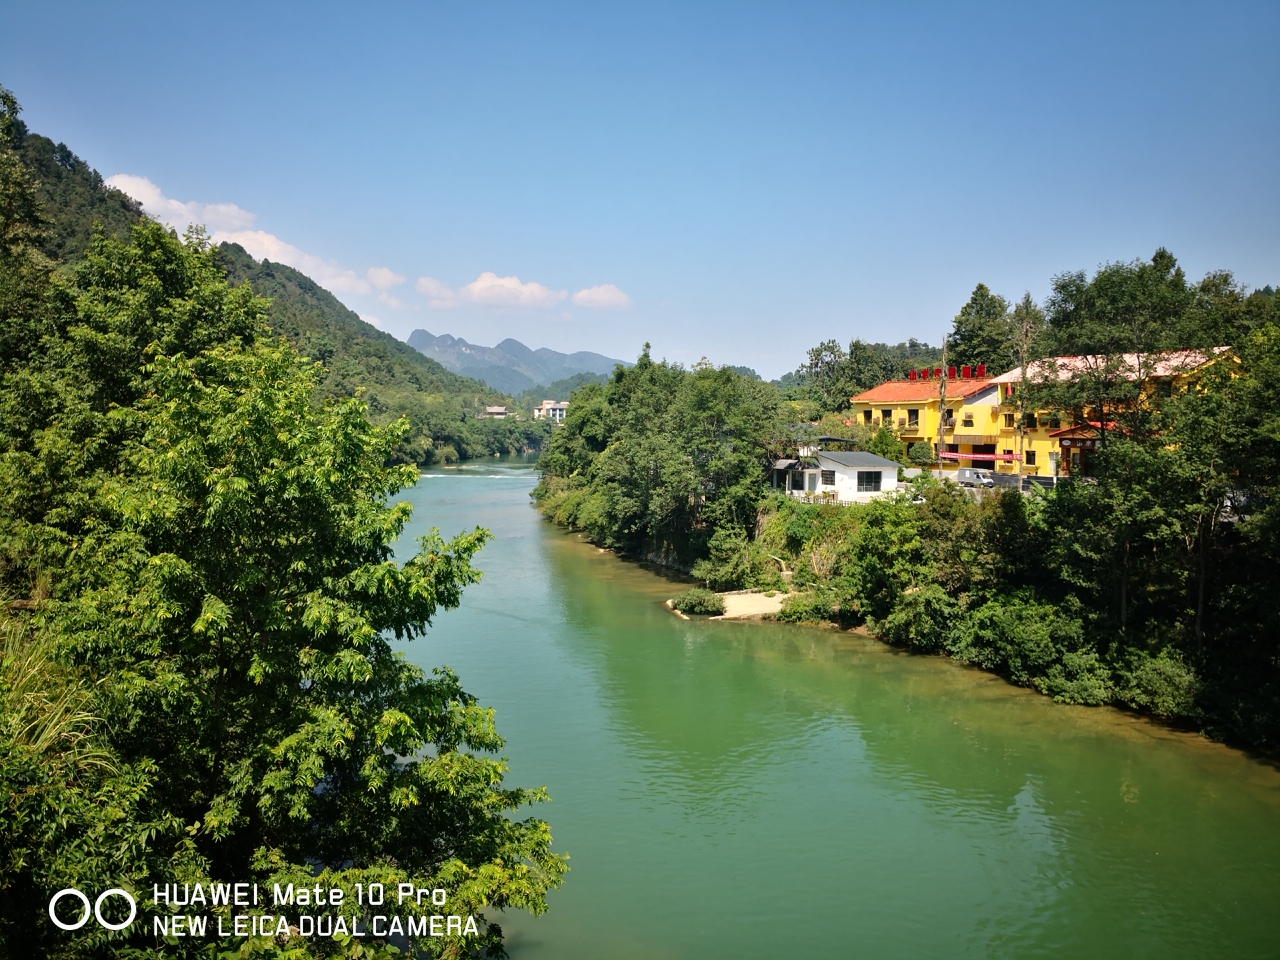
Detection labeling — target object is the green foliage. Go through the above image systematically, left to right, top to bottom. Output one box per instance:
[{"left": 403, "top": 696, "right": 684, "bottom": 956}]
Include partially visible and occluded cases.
[
  {"left": 1, "top": 86, "right": 142, "bottom": 263},
  {"left": 0, "top": 216, "right": 565, "bottom": 955},
  {"left": 946, "top": 283, "right": 1015, "bottom": 371},
  {"left": 777, "top": 338, "right": 942, "bottom": 413},
  {"left": 533, "top": 349, "right": 781, "bottom": 569},
  {"left": 907, "top": 441, "right": 935, "bottom": 466},
  {"left": 690, "top": 525, "right": 784, "bottom": 592},
  {"left": 670, "top": 587, "right": 725, "bottom": 615},
  {"left": 776, "top": 591, "right": 838, "bottom": 623},
  {"left": 949, "top": 598, "right": 1108, "bottom": 703},
  {"left": 1115, "top": 649, "right": 1200, "bottom": 718}
]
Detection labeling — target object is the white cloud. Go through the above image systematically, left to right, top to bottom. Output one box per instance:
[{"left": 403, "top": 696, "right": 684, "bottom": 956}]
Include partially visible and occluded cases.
[
  {"left": 105, "top": 174, "right": 255, "bottom": 232},
  {"left": 106, "top": 174, "right": 401, "bottom": 300},
  {"left": 217, "top": 229, "right": 371, "bottom": 294},
  {"left": 367, "top": 266, "right": 405, "bottom": 290},
  {"left": 415, "top": 272, "right": 567, "bottom": 310},
  {"left": 460, "top": 272, "right": 567, "bottom": 307},
  {"left": 415, "top": 276, "right": 458, "bottom": 309},
  {"left": 571, "top": 283, "right": 632, "bottom": 310},
  {"left": 376, "top": 291, "right": 405, "bottom": 308},
  {"left": 359, "top": 314, "right": 385, "bottom": 329}
]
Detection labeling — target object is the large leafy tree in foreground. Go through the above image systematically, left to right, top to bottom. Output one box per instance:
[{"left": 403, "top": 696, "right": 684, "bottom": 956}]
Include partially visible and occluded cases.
[{"left": 0, "top": 89, "right": 563, "bottom": 957}]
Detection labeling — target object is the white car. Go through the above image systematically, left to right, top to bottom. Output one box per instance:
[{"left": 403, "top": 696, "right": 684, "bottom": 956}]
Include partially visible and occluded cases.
[{"left": 956, "top": 468, "right": 994, "bottom": 488}]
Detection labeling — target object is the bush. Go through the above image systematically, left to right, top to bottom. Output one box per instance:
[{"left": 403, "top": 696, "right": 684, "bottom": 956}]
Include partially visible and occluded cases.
[
  {"left": 908, "top": 441, "right": 936, "bottom": 466},
  {"left": 691, "top": 525, "right": 784, "bottom": 591},
  {"left": 875, "top": 583, "right": 957, "bottom": 651},
  {"left": 671, "top": 587, "right": 726, "bottom": 615},
  {"left": 776, "top": 590, "right": 838, "bottom": 623},
  {"left": 949, "top": 597, "right": 1111, "bottom": 703},
  {"left": 1116, "top": 649, "right": 1200, "bottom": 718}
]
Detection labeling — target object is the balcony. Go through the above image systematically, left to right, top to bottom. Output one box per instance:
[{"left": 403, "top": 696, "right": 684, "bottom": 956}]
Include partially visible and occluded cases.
[{"left": 899, "top": 418, "right": 921, "bottom": 434}]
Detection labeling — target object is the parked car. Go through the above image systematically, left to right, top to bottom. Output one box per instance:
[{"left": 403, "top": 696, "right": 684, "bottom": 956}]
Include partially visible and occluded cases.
[{"left": 956, "top": 467, "right": 994, "bottom": 488}]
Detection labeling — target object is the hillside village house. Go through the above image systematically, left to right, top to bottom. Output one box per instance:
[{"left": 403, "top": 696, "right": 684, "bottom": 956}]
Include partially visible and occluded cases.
[
  {"left": 987, "top": 347, "right": 1230, "bottom": 478},
  {"left": 849, "top": 350, "right": 1230, "bottom": 480},
  {"left": 849, "top": 365, "right": 1002, "bottom": 468},
  {"left": 533, "top": 400, "right": 570, "bottom": 422},
  {"left": 478, "top": 405, "right": 508, "bottom": 419},
  {"left": 770, "top": 451, "right": 902, "bottom": 503}
]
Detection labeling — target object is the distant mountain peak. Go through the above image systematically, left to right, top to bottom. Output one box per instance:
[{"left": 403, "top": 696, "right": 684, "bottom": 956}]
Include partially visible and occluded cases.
[{"left": 406, "top": 329, "right": 628, "bottom": 394}]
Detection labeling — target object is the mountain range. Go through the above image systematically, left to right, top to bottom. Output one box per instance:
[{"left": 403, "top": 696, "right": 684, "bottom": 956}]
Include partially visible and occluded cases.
[{"left": 407, "top": 329, "right": 628, "bottom": 394}]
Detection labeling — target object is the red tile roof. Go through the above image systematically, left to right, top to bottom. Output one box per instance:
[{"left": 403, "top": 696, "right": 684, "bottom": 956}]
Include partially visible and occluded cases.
[
  {"left": 988, "top": 348, "right": 1230, "bottom": 384},
  {"left": 851, "top": 378, "right": 995, "bottom": 404}
]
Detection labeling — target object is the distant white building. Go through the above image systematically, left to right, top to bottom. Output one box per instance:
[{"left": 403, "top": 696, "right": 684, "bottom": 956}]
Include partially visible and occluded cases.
[
  {"left": 533, "top": 400, "right": 569, "bottom": 422},
  {"left": 479, "top": 405, "right": 509, "bottom": 419},
  {"left": 769, "top": 451, "right": 902, "bottom": 503}
]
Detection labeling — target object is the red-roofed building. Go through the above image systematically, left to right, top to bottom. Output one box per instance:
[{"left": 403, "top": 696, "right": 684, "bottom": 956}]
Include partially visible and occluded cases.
[{"left": 850, "top": 367, "right": 1004, "bottom": 467}]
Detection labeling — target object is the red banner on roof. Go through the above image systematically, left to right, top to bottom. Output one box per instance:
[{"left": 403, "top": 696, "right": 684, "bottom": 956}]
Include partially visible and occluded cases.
[{"left": 938, "top": 451, "right": 1022, "bottom": 462}]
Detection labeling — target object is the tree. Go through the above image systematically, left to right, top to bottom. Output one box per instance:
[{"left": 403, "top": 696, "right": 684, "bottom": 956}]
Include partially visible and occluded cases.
[
  {"left": 0, "top": 218, "right": 566, "bottom": 956},
  {"left": 945, "top": 283, "right": 1014, "bottom": 372},
  {"left": 1008, "top": 293, "right": 1046, "bottom": 477},
  {"left": 534, "top": 348, "right": 781, "bottom": 572},
  {"left": 908, "top": 441, "right": 936, "bottom": 466}
]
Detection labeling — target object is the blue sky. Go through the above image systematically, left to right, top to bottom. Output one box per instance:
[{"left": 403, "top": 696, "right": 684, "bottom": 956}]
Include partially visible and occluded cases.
[{"left": 3, "top": 2, "right": 1277, "bottom": 377}]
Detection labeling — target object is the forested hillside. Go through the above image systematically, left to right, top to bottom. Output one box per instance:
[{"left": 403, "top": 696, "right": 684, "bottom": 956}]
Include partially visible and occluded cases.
[
  {"left": 1, "top": 91, "right": 542, "bottom": 464},
  {"left": 8, "top": 115, "right": 141, "bottom": 262},
  {"left": 215, "top": 243, "right": 547, "bottom": 462}
]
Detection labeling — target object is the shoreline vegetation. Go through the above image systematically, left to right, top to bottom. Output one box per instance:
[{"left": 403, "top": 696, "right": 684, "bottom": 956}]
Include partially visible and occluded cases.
[
  {"left": 0, "top": 89, "right": 564, "bottom": 958},
  {"left": 534, "top": 263, "right": 1280, "bottom": 754}
]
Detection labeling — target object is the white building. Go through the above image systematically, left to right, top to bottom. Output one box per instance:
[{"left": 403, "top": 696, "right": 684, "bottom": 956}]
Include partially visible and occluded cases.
[
  {"left": 533, "top": 400, "right": 569, "bottom": 422},
  {"left": 770, "top": 451, "right": 902, "bottom": 503}
]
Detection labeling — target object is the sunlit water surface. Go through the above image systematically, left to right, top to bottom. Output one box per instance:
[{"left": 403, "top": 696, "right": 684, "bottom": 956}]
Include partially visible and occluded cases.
[{"left": 392, "top": 457, "right": 1280, "bottom": 960}]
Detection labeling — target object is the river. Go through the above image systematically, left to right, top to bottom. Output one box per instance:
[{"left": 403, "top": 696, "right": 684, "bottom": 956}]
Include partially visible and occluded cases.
[{"left": 392, "top": 457, "right": 1280, "bottom": 960}]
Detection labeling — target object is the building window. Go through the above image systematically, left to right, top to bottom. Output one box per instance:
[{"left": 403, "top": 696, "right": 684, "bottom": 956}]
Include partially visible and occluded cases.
[
  {"left": 863, "top": 409, "right": 872, "bottom": 423},
  {"left": 882, "top": 409, "right": 892, "bottom": 424},
  {"left": 907, "top": 409, "right": 919, "bottom": 426},
  {"left": 1004, "top": 413, "right": 1015, "bottom": 428},
  {"left": 962, "top": 414, "right": 974, "bottom": 427},
  {"left": 1025, "top": 450, "right": 1036, "bottom": 466},
  {"left": 821, "top": 470, "right": 836, "bottom": 486},
  {"left": 856, "top": 471, "right": 882, "bottom": 493}
]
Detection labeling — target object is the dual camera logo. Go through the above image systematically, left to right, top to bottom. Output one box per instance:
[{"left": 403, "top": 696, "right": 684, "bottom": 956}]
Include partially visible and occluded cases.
[{"left": 48, "top": 888, "right": 137, "bottom": 931}]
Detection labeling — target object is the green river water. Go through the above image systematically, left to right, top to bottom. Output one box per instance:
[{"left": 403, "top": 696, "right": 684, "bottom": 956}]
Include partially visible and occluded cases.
[{"left": 393, "top": 458, "right": 1280, "bottom": 959}]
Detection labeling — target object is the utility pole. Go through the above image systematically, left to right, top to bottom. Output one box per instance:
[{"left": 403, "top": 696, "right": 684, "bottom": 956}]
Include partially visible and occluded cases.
[
  {"left": 1011, "top": 294, "right": 1039, "bottom": 488},
  {"left": 937, "top": 344, "right": 948, "bottom": 476}
]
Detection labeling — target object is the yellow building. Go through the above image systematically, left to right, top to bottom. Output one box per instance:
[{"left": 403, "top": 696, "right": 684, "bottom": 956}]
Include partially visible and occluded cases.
[
  {"left": 987, "top": 348, "right": 1231, "bottom": 478},
  {"left": 850, "top": 350, "right": 1228, "bottom": 479},
  {"left": 849, "top": 364, "right": 1012, "bottom": 468}
]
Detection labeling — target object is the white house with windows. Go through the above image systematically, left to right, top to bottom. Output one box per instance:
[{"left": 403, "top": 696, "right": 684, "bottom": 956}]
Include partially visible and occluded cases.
[
  {"left": 533, "top": 400, "right": 570, "bottom": 422},
  {"left": 770, "top": 451, "right": 902, "bottom": 503}
]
